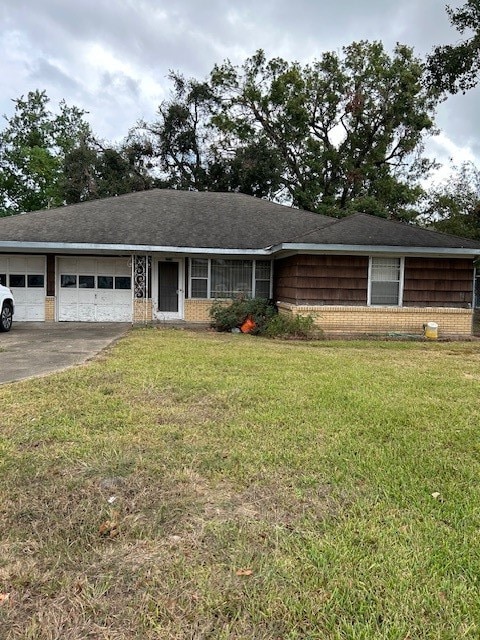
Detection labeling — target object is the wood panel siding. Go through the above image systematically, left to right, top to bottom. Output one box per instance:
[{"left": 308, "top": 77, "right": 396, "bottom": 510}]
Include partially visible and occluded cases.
[
  {"left": 274, "top": 255, "right": 368, "bottom": 305},
  {"left": 275, "top": 255, "right": 476, "bottom": 308},
  {"left": 403, "top": 258, "right": 474, "bottom": 308}
]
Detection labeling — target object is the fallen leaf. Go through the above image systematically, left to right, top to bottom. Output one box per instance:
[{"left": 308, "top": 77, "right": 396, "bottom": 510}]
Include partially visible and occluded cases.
[
  {"left": 431, "top": 492, "right": 441, "bottom": 500},
  {"left": 99, "top": 519, "right": 119, "bottom": 537},
  {"left": 236, "top": 568, "right": 253, "bottom": 576},
  {"left": 0, "top": 593, "right": 10, "bottom": 604}
]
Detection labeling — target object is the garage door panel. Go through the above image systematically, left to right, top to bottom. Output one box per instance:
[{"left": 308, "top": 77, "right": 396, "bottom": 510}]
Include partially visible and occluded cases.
[
  {"left": 2, "top": 256, "right": 46, "bottom": 322},
  {"left": 9, "top": 256, "right": 27, "bottom": 272},
  {"left": 58, "top": 257, "right": 132, "bottom": 322},
  {"left": 75, "top": 258, "right": 96, "bottom": 274},
  {"left": 97, "top": 260, "right": 117, "bottom": 275},
  {"left": 78, "top": 290, "right": 96, "bottom": 304},
  {"left": 96, "top": 290, "right": 114, "bottom": 305},
  {"left": 59, "top": 304, "right": 79, "bottom": 321},
  {"left": 77, "top": 305, "right": 96, "bottom": 321}
]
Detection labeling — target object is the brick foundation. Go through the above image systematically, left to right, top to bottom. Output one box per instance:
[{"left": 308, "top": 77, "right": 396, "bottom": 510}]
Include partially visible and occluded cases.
[
  {"left": 184, "top": 299, "right": 230, "bottom": 323},
  {"left": 277, "top": 302, "right": 473, "bottom": 337}
]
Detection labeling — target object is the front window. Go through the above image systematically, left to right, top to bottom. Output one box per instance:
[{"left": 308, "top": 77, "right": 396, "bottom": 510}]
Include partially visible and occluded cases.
[
  {"left": 369, "top": 257, "right": 403, "bottom": 306},
  {"left": 190, "top": 258, "right": 208, "bottom": 298},
  {"left": 189, "top": 259, "right": 271, "bottom": 299},
  {"left": 211, "top": 259, "right": 253, "bottom": 298}
]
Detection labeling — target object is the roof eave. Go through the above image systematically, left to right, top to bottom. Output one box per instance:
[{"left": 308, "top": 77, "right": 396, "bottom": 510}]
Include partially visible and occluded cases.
[
  {"left": 0, "top": 240, "right": 479, "bottom": 259},
  {"left": 0, "top": 241, "right": 272, "bottom": 255},
  {"left": 274, "top": 243, "right": 480, "bottom": 258}
]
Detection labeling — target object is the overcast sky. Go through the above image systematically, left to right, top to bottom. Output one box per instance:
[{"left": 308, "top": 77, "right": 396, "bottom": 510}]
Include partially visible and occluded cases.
[{"left": 1, "top": 0, "right": 479, "bottom": 184}]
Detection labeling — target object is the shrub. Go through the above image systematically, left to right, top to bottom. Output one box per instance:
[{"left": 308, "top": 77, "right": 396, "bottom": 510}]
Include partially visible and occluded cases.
[
  {"left": 209, "top": 297, "right": 276, "bottom": 334},
  {"left": 210, "top": 297, "right": 321, "bottom": 339},
  {"left": 262, "top": 313, "right": 318, "bottom": 339}
]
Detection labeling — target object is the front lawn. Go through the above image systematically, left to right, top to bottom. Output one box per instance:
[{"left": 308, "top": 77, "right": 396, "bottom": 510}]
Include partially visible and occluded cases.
[{"left": 1, "top": 329, "right": 480, "bottom": 639}]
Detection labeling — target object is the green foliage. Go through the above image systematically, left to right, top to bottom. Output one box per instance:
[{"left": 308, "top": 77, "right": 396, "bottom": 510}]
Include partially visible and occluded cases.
[
  {"left": 427, "top": 0, "right": 480, "bottom": 94},
  {"left": 210, "top": 44, "right": 439, "bottom": 219},
  {"left": 134, "top": 72, "right": 284, "bottom": 199},
  {"left": 138, "top": 73, "right": 215, "bottom": 191},
  {"left": 0, "top": 90, "right": 92, "bottom": 216},
  {"left": 61, "top": 139, "right": 155, "bottom": 204},
  {"left": 423, "top": 162, "right": 480, "bottom": 240},
  {"left": 209, "top": 297, "right": 318, "bottom": 339},
  {"left": 209, "top": 297, "right": 277, "bottom": 334},
  {"left": 262, "top": 312, "right": 318, "bottom": 339}
]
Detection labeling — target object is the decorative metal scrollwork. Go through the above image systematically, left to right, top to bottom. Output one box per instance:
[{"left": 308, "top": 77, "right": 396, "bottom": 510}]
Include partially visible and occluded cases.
[{"left": 133, "top": 255, "right": 151, "bottom": 299}]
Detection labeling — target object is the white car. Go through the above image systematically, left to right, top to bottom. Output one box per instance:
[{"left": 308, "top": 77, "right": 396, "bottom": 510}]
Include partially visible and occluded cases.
[{"left": 0, "top": 284, "right": 14, "bottom": 332}]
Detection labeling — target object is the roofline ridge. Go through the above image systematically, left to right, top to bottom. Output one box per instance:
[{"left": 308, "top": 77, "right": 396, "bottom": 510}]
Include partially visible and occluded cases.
[{"left": 283, "top": 212, "right": 352, "bottom": 243}]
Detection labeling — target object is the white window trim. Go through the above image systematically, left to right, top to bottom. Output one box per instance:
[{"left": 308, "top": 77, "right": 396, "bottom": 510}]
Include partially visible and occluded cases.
[
  {"left": 367, "top": 256, "right": 405, "bottom": 307},
  {"left": 189, "top": 258, "right": 209, "bottom": 299}
]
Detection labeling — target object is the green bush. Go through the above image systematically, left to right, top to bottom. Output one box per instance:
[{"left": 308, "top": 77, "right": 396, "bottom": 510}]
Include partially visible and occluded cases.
[
  {"left": 209, "top": 297, "right": 276, "bottom": 334},
  {"left": 210, "top": 297, "right": 321, "bottom": 339},
  {"left": 262, "top": 313, "right": 318, "bottom": 339}
]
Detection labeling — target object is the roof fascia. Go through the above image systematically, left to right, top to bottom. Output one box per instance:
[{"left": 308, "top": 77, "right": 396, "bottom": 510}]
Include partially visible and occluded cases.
[
  {"left": 0, "top": 240, "right": 478, "bottom": 260},
  {"left": 0, "top": 241, "right": 271, "bottom": 256},
  {"left": 273, "top": 243, "right": 480, "bottom": 258}
]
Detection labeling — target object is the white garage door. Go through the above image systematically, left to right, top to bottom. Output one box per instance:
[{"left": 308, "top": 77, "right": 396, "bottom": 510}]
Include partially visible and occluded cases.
[
  {"left": 0, "top": 255, "right": 46, "bottom": 321},
  {"left": 58, "top": 257, "right": 132, "bottom": 322}
]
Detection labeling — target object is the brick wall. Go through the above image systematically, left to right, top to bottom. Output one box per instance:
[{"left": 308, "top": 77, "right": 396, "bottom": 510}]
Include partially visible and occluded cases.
[
  {"left": 44, "top": 296, "right": 56, "bottom": 321},
  {"left": 133, "top": 298, "right": 153, "bottom": 323},
  {"left": 184, "top": 299, "right": 230, "bottom": 323},
  {"left": 278, "top": 302, "right": 473, "bottom": 337}
]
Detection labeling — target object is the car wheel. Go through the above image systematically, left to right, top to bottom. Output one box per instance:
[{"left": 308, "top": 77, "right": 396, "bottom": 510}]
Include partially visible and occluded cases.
[{"left": 0, "top": 302, "right": 13, "bottom": 332}]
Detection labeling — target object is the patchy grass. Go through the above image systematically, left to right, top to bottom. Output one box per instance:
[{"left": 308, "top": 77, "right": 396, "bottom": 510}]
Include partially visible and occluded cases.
[{"left": 1, "top": 328, "right": 480, "bottom": 639}]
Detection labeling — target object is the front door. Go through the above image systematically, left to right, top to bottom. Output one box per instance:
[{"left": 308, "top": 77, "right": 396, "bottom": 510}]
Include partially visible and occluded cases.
[{"left": 156, "top": 261, "right": 182, "bottom": 319}]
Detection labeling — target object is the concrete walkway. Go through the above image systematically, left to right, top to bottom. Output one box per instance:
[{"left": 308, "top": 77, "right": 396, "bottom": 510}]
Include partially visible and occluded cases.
[{"left": 0, "top": 322, "right": 130, "bottom": 384}]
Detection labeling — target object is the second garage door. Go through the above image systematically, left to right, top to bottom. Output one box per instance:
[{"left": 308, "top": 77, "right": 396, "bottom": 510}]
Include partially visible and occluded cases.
[
  {"left": 0, "top": 255, "right": 46, "bottom": 321},
  {"left": 58, "top": 257, "right": 132, "bottom": 322}
]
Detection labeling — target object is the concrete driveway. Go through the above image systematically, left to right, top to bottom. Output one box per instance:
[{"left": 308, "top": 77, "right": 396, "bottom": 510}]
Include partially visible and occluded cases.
[{"left": 0, "top": 322, "right": 130, "bottom": 384}]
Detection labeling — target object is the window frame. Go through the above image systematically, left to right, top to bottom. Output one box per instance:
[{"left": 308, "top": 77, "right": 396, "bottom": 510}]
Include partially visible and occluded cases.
[
  {"left": 367, "top": 256, "right": 404, "bottom": 307},
  {"left": 188, "top": 258, "right": 272, "bottom": 300},
  {"left": 189, "top": 258, "right": 210, "bottom": 299}
]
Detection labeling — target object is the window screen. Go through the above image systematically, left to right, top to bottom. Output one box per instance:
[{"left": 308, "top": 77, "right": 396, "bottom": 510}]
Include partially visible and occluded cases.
[
  {"left": 190, "top": 258, "right": 208, "bottom": 298},
  {"left": 370, "top": 258, "right": 401, "bottom": 305},
  {"left": 211, "top": 260, "right": 252, "bottom": 298},
  {"left": 255, "top": 261, "right": 271, "bottom": 298}
]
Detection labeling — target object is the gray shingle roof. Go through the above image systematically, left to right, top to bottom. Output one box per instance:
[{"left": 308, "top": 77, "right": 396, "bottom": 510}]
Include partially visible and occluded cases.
[
  {"left": 0, "top": 189, "right": 479, "bottom": 252},
  {"left": 0, "top": 190, "right": 336, "bottom": 249},
  {"left": 290, "top": 212, "right": 480, "bottom": 249}
]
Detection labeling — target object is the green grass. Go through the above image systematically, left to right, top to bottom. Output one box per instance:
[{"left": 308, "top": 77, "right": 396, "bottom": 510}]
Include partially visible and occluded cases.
[{"left": 1, "top": 328, "right": 480, "bottom": 639}]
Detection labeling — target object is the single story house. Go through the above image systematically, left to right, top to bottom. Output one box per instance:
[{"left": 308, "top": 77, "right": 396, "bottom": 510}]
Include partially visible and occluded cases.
[{"left": 0, "top": 189, "right": 479, "bottom": 336}]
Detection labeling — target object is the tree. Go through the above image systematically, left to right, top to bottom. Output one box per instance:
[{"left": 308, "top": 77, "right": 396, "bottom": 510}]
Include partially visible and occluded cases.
[
  {"left": 427, "top": 0, "right": 480, "bottom": 94},
  {"left": 210, "top": 45, "right": 438, "bottom": 219},
  {"left": 134, "top": 72, "right": 285, "bottom": 199},
  {"left": 135, "top": 73, "right": 215, "bottom": 191},
  {"left": 0, "top": 90, "right": 92, "bottom": 216},
  {"left": 61, "top": 138, "right": 155, "bottom": 204},
  {"left": 423, "top": 162, "right": 480, "bottom": 239}
]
